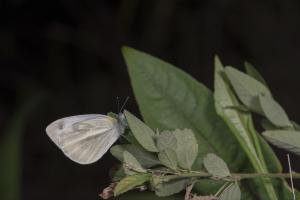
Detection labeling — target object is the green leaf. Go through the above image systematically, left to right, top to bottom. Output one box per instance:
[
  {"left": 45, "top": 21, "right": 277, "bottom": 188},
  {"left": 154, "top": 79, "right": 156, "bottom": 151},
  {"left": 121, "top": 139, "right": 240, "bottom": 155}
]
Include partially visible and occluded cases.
[
  {"left": 123, "top": 47, "right": 246, "bottom": 176},
  {"left": 214, "top": 57, "right": 277, "bottom": 200},
  {"left": 214, "top": 58, "right": 259, "bottom": 161},
  {"left": 244, "top": 62, "right": 268, "bottom": 87},
  {"left": 224, "top": 66, "right": 271, "bottom": 113},
  {"left": 259, "top": 94, "right": 292, "bottom": 128},
  {"left": 124, "top": 110, "right": 158, "bottom": 152},
  {"left": 244, "top": 112, "right": 295, "bottom": 200},
  {"left": 246, "top": 116, "right": 270, "bottom": 170},
  {"left": 260, "top": 119, "right": 277, "bottom": 130},
  {"left": 292, "top": 121, "right": 300, "bottom": 131},
  {"left": 173, "top": 129, "right": 198, "bottom": 170},
  {"left": 121, "top": 130, "right": 142, "bottom": 146},
  {"left": 157, "top": 130, "right": 177, "bottom": 151},
  {"left": 262, "top": 130, "right": 300, "bottom": 155},
  {"left": 241, "top": 132, "right": 300, "bottom": 200},
  {"left": 257, "top": 134, "right": 282, "bottom": 173},
  {"left": 110, "top": 144, "right": 160, "bottom": 168},
  {"left": 158, "top": 149, "right": 178, "bottom": 170},
  {"left": 123, "top": 151, "right": 147, "bottom": 173},
  {"left": 203, "top": 153, "right": 230, "bottom": 178},
  {"left": 111, "top": 166, "right": 127, "bottom": 182},
  {"left": 114, "top": 173, "right": 150, "bottom": 196},
  {"left": 150, "top": 174, "right": 164, "bottom": 189},
  {"left": 155, "top": 179, "right": 189, "bottom": 197},
  {"left": 194, "top": 179, "right": 225, "bottom": 196},
  {"left": 278, "top": 180, "right": 300, "bottom": 199},
  {"left": 219, "top": 183, "right": 241, "bottom": 200},
  {"left": 115, "top": 192, "right": 183, "bottom": 200}
]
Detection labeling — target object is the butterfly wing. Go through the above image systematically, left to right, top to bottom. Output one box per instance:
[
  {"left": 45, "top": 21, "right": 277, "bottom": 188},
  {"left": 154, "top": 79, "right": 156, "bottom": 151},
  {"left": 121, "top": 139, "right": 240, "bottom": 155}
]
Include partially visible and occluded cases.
[{"left": 46, "top": 114, "right": 121, "bottom": 164}]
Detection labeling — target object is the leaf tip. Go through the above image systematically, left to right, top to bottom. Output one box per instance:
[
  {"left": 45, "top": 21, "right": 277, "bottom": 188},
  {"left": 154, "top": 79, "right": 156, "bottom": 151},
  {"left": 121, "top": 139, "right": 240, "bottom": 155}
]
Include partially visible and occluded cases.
[
  {"left": 121, "top": 45, "right": 132, "bottom": 54},
  {"left": 121, "top": 46, "right": 141, "bottom": 59}
]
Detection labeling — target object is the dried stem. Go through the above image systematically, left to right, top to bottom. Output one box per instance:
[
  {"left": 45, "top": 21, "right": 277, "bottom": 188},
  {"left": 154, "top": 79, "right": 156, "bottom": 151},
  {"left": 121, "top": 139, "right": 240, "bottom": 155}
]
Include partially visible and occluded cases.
[{"left": 287, "top": 154, "right": 296, "bottom": 200}]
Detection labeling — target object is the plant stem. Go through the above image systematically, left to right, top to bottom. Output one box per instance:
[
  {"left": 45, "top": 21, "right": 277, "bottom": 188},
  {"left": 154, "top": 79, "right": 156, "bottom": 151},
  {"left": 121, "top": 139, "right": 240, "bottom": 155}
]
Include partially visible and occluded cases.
[
  {"left": 162, "top": 172, "right": 300, "bottom": 182},
  {"left": 232, "top": 173, "right": 300, "bottom": 179}
]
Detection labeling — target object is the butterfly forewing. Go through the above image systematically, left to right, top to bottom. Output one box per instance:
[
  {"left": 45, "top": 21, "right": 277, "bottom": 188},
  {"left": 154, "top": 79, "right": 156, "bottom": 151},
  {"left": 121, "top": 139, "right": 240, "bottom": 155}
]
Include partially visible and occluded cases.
[{"left": 46, "top": 114, "right": 121, "bottom": 164}]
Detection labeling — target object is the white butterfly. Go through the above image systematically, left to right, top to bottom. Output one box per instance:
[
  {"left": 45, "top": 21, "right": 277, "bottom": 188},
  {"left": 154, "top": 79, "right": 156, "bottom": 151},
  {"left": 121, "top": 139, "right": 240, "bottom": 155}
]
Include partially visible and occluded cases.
[{"left": 46, "top": 113, "right": 126, "bottom": 164}]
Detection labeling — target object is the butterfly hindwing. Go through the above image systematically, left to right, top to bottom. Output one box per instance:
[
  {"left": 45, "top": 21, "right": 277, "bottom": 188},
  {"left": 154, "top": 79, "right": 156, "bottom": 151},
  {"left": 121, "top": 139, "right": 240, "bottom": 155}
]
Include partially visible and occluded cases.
[{"left": 46, "top": 114, "right": 121, "bottom": 164}]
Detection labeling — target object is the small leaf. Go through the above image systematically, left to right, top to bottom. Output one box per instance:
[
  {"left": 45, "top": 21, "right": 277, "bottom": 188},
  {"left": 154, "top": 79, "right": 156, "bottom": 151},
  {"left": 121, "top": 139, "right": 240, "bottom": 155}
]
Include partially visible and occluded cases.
[
  {"left": 244, "top": 62, "right": 268, "bottom": 87},
  {"left": 224, "top": 66, "right": 271, "bottom": 113},
  {"left": 259, "top": 94, "right": 292, "bottom": 128},
  {"left": 124, "top": 110, "right": 158, "bottom": 152},
  {"left": 260, "top": 119, "right": 277, "bottom": 130},
  {"left": 292, "top": 121, "right": 300, "bottom": 131},
  {"left": 173, "top": 129, "right": 198, "bottom": 170},
  {"left": 121, "top": 130, "right": 141, "bottom": 146},
  {"left": 157, "top": 130, "right": 177, "bottom": 151},
  {"left": 262, "top": 130, "right": 300, "bottom": 155},
  {"left": 110, "top": 144, "right": 160, "bottom": 168},
  {"left": 158, "top": 149, "right": 178, "bottom": 170},
  {"left": 123, "top": 151, "right": 146, "bottom": 173},
  {"left": 203, "top": 153, "right": 230, "bottom": 178},
  {"left": 112, "top": 167, "right": 126, "bottom": 182},
  {"left": 114, "top": 173, "right": 150, "bottom": 196},
  {"left": 149, "top": 174, "right": 163, "bottom": 190},
  {"left": 155, "top": 179, "right": 189, "bottom": 197},
  {"left": 219, "top": 183, "right": 241, "bottom": 200}
]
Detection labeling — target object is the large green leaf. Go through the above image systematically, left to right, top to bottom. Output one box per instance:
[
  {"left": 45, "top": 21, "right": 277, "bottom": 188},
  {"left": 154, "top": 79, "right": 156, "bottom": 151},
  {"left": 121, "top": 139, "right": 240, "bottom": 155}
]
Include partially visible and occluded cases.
[
  {"left": 122, "top": 46, "right": 245, "bottom": 174},
  {"left": 214, "top": 58, "right": 277, "bottom": 200}
]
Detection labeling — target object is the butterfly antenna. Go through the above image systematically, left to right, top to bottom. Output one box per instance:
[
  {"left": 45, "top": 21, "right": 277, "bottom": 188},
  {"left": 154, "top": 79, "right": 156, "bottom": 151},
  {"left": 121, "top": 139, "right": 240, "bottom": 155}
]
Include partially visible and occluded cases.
[
  {"left": 116, "top": 96, "right": 120, "bottom": 113},
  {"left": 120, "top": 96, "right": 129, "bottom": 112}
]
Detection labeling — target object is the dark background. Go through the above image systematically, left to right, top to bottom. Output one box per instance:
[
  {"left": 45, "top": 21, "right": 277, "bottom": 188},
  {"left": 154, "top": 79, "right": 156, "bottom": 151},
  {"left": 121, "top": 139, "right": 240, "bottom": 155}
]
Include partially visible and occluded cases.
[{"left": 1, "top": 0, "right": 300, "bottom": 199}]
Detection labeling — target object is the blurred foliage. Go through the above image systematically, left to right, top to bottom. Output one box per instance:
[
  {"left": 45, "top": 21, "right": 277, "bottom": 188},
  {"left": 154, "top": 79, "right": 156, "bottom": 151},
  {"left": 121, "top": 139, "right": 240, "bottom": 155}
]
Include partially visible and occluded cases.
[{"left": 0, "top": 94, "right": 45, "bottom": 200}]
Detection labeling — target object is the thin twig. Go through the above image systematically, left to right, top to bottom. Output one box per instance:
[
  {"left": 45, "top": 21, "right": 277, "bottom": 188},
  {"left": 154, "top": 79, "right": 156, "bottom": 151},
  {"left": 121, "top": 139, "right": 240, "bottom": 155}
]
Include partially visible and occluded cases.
[{"left": 287, "top": 154, "right": 296, "bottom": 200}]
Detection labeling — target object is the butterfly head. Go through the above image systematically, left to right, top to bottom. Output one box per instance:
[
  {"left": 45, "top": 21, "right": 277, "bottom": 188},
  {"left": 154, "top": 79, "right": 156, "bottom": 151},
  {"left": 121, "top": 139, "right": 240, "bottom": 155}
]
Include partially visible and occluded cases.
[
  {"left": 115, "top": 96, "right": 129, "bottom": 134},
  {"left": 117, "top": 112, "right": 127, "bottom": 134}
]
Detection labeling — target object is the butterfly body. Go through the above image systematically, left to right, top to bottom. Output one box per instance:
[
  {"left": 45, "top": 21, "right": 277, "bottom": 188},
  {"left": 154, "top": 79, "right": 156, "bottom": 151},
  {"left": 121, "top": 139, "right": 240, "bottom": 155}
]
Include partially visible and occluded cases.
[{"left": 46, "top": 113, "right": 125, "bottom": 164}]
